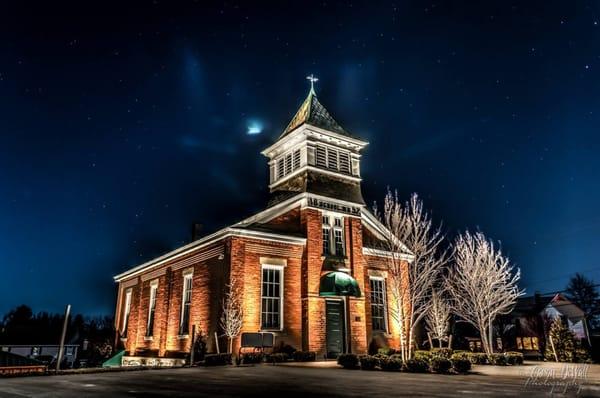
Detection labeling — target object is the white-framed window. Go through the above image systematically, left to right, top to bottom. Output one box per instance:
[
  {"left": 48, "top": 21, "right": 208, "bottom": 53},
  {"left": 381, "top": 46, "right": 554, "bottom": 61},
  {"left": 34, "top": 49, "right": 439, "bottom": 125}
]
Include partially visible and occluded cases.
[
  {"left": 314, "top": 144, "right": 352, "bottom": 175},
  {"left": 273, "top": 147, "right": 303, "bottom": 182},
  {"left": 322, "top": 215, "right": 345, "bottom": 256},
  {"left": 322, "top": 215, "right": 330, "bottom": 255},
  {"left": 261, "top": 265, "right": 284, "bottom": 330},
  {"left": 179, "top": 273, "right": 193, "bottom": 335},
  {"left": 370, "top": 277, "right": 388, "bottom": 332},
  {"left": 146, "top": 281, "right": 158, "bottom": 337},
  {"left": 121, "top": 289, "right": 132, "bottom": 338}
]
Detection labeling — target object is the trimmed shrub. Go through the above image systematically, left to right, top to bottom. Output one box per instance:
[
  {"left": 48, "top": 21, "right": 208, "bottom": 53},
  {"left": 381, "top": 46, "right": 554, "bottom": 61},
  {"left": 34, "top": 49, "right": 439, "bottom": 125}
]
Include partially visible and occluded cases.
[
  {"left": 274, "top": 343, "right": 297, "bottom": 357},
  {"left": 377, "top": 347, "right": 397, "bottom": 356},
  {"left": 574, "top": 347, "right": 592, "bottom": 363},
  {"left": 431, "top": 348, "right": 453, "bottom": 359},
  {"left": 413, "top": 350, "right": 433, "bottom": 363},
  {"left": 293, "top": 351, "right": 317, "bottom": 362},
  {"left": 450, "top": 351, "right": 470, "bottom": 361},
  {"left": 241, "top": 352, "right": 263, "bottom": 364},
  {"left": 467, "top": 352, "right": 488, "bottom": 365},
  {"left": 504, "top": 352, "right": 524, "bottom": 365},
  {"left": 204, "top": 353, "right": 232, "bottom": 366},
  {"left": 266, "top": 353, "right": 289, "bottom": 363},
  {"left": 337, "top": 353, "right": 359, "bottom": 369},
  {"left": 389, "top": 353, "right": 403, "bottom": 361},
  {"left": 489, "top": 353, "right": 507, "bottom": 366},
  {"left": 359, "top": 355, "right": 380, "bottom": 370},
  {"left": 380, "top": 357, "right": 403, "bottom": 371},
  {"left": 430, "top": 357, "right": 452, "bottom": 373},
  {"left": 451, "top": 358, "right": 471, "bottom": 374},
  {"left": 403, "top": 359, "right": 429, "bottom": 373}
]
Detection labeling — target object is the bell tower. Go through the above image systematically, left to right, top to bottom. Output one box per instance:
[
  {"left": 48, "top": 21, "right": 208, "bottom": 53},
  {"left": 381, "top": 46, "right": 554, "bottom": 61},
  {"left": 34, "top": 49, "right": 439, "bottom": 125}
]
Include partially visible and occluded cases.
[{"left": 261, "top": 76, "right": 368, "bottom": 207}]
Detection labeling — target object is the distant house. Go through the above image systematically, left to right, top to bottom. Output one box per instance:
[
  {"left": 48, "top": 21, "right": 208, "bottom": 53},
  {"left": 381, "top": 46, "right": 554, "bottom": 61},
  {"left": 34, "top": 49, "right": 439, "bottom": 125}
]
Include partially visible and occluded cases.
[
  {"left": 454, "top": 293, "right": 591, "bottom": 357},
  {"left": 510, "top": 293, "right": 590, "bottom": 358},
  {"left": 0, "top": 344, "right": 79, "bottom": 367}
]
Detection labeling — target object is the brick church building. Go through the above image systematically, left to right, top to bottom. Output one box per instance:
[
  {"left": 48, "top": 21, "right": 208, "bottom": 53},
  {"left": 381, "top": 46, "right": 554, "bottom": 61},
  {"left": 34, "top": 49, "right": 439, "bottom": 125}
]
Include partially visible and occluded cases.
[{"left": 113, "top": 80, "right": 413, "bottom": 360}]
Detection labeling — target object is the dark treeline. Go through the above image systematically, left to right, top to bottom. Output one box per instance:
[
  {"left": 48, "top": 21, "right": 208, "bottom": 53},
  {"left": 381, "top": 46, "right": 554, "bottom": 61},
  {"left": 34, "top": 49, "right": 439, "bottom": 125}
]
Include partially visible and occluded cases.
[
  {"left": 0, "top": 305, "right": 115, "bottom": 366},
  {"left": 0, "top": 305, "right": 114, "bottom": 345}
]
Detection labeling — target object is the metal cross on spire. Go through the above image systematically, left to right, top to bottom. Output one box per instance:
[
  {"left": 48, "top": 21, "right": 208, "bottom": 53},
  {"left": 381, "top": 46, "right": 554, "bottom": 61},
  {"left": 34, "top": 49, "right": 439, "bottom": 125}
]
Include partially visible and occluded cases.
[{"left": 306, "top": 74, "right": 319, "bottom": 95}]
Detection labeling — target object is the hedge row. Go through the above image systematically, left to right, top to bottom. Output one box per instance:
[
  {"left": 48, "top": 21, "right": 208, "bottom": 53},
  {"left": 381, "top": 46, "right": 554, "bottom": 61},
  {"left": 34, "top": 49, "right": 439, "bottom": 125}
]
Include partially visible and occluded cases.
[
  {"left": 446, "top": 350, "right": 524, "bottom": 366},
  {"left": 203, "top": 351, "right": 317, "bottom": 366},
  {"left": 337, "top": 353, "right": 469, "bottom": 374}
]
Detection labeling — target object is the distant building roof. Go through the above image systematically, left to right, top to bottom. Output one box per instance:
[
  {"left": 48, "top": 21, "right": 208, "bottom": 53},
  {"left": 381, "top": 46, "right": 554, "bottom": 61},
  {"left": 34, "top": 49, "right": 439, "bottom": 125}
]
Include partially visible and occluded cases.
[{"left": 513, "top": 293, "right": 585, "bottom": 321}]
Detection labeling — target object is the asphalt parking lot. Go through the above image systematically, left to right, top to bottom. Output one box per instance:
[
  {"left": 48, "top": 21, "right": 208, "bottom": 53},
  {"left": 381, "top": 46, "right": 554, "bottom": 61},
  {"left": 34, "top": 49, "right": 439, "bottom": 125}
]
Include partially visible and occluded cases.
[{"left": 1, "top": 363, "right": 599, "bottom": 397}]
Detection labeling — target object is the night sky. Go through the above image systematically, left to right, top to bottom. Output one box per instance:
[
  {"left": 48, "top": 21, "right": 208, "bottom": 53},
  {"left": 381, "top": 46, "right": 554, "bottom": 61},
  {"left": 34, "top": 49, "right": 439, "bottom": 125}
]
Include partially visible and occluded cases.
[{"left": 1, "top": 1, "right": 599, "bottom": 317}]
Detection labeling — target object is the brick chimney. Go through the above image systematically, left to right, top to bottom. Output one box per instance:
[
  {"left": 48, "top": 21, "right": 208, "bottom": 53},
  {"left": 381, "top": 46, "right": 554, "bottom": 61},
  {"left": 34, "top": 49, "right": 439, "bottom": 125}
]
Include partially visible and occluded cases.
[{"left": 191, "top": 223, "right": 203, "bottom": 242}]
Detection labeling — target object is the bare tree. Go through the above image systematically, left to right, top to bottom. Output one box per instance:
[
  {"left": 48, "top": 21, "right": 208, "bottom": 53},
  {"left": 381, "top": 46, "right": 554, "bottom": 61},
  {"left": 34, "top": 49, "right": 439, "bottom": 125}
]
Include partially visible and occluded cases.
[
  {"left": 374, "top": 190, "right": 448, "bottom": 361},
  {"left": 448, "top": 231, "right": 524, "bottom": 355},
  {"left": 220, "top": 280, "right": 243, "bottom": 354},
  {"left": 425, "top": 289, "right": 451, "bottom": 348}
]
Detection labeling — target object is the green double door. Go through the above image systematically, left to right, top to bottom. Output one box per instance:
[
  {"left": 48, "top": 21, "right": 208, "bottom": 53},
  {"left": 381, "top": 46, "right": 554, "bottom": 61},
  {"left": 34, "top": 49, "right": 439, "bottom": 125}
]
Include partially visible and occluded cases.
[{"left": 325, "top": 299, "right": 346, "bottom": 358}]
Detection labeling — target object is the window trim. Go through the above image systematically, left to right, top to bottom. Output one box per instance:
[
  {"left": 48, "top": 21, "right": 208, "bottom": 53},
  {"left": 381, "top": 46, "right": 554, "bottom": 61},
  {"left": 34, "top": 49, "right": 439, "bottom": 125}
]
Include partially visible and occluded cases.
[
  {"left": 322, "top": 213, "right": 345, "bottom": 257},
  {"left": 260, "top": 264, "right": 284, "bottom": 331},
  {"left": 179, "top": 271, "right": 193, "bottom": 336},
  {"left": 369, "top": 276, "right": 388, "bottom": 333},
  {"left": 146, "top": 280, "right": 158, "bottom": 337},
  {"left": 121, "top": 288, "right": 132, "bottom": 337}
]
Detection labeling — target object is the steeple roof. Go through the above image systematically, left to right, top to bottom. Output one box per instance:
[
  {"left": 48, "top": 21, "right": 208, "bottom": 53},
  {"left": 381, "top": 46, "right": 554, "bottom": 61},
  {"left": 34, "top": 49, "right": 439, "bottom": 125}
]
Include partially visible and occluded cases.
[{"left": 279, "top": 90, "right": 356, "bottom": 139}]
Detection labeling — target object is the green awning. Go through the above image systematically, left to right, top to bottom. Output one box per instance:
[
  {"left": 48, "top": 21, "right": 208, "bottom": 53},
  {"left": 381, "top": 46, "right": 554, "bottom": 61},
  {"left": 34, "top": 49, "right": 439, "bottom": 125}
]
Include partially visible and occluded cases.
[{"left": 319, "top": 271, "right": 361, "bottom": 297}]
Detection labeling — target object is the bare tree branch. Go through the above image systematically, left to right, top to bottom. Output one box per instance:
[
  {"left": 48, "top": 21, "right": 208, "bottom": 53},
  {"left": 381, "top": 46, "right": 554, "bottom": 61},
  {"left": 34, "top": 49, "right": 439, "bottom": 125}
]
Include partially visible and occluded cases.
[
  {"left": 374, "top": 190, "right": 448, "bottom": 360},
  {"left": 447, "top": 230, "right": 524, "bottom": 355},
  {"left": 220, "top": 278, "right": 243, "bottom": 353},
  {"left": 425, "top": 288, "right": 451, "bottom": 347}
]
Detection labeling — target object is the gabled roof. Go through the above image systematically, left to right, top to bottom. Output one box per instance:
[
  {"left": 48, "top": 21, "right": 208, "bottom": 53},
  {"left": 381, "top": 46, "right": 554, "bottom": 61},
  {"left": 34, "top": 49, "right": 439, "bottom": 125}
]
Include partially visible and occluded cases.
[
  {"left": 280, "top": 90, "right": 357, "bottom": 139},
  {"left": 514, "top": 293, "right": 586, "bottom": 321}
]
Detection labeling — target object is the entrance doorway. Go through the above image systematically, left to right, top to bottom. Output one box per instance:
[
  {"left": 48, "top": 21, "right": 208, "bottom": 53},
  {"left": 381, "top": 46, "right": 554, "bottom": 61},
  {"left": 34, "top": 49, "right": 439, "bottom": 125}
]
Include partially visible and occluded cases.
[{"left": 325, "top": 299, "right": 346, "bottom": 358}]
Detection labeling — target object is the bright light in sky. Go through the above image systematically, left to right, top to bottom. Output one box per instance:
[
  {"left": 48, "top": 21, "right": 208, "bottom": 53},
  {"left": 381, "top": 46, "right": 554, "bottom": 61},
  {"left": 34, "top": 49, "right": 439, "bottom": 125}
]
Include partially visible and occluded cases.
[{"left": 247, "top": 119, "right": 263, "bottom": 135}]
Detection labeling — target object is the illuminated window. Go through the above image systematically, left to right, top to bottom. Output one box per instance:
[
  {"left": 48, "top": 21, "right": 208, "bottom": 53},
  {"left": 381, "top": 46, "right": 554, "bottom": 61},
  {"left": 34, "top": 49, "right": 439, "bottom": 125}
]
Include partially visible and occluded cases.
[
  {"left": 322, "top": 215, "right": 344, "bottom": 256},
  {"left": 322, "top": 216, "right": 330, "bottom": 255},
  {"left": 333, "top": 218, "right": 344, "bottom": 256},
  {"left": 261, "top": 265, "right": 283, "bottom": 330},
  {"left": 179, "top": 273, "right": 193, "bottom": 335},
  {"left": 370, "top": 277, "right": 387, "bottom": 332},
  {"left": 146, "top": 282, "right": 158, "bottom": 337},
  {"left": 121, "top": 289, "right": 132, "bottom": 338},
  {"left": 516, "top": 336, "right": 539, "bottom": 350}
]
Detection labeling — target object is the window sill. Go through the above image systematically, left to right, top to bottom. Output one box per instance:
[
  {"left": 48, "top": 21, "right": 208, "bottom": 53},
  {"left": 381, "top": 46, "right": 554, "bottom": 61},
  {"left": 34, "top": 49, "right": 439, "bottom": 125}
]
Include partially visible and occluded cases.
[
  {"left": 321, "top": 255, "right": 348, "bottom": 260},
  {"left": 260, "top": 329, "right": 285, "bottom": 335},
  {"left": 372, "top": 330, "right": 392, "bottom": 338},
  {"left": 177, "top": 334, "right": 189, "bottom": 340},
  {"left": 144, "top": 336, "right": 153, "bottom": 341}
]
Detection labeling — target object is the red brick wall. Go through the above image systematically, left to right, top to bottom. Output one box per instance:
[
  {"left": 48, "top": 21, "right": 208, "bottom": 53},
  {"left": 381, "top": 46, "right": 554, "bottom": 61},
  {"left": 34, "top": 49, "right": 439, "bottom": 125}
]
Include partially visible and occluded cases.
[
  {"left": 115, "top": 207, "right": 408, "bottom": 359},
  {"left": 300, "top": 208, "right": 325, "bottom": 353},
  {"left": 347, "top": 217, "right": 367, "bottom": 354},
  {"left": 229, "top": 236, "right": 304, "bottom": 354},
  {"left": 117, "top": 243, "right": 227, "bottom": 356},
  {"left": 363, "top": 254, "right": 409, "bottom": 351}
]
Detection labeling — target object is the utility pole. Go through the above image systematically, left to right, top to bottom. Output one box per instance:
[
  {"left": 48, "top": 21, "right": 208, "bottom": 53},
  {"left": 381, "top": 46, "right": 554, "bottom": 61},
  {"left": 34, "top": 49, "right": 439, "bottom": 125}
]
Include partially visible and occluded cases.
[{"left": 56, "top": 304, "right": 71, "bottom": 372}]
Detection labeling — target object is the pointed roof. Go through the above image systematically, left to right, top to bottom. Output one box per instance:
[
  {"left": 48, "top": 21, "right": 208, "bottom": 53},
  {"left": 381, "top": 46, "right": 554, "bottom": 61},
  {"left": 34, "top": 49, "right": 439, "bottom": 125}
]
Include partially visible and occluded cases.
[{"left": 280, "top": 90, "right": 356, "bottom": 139}]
